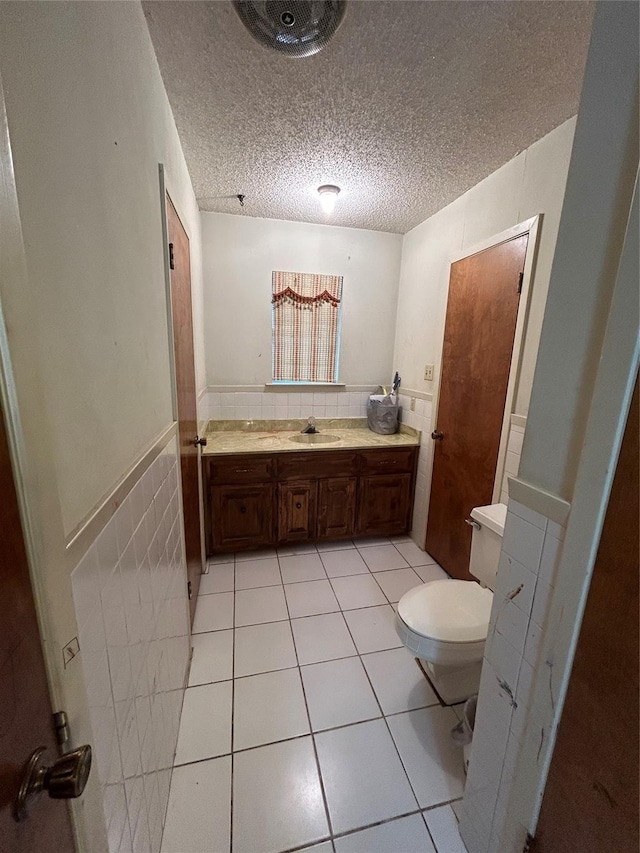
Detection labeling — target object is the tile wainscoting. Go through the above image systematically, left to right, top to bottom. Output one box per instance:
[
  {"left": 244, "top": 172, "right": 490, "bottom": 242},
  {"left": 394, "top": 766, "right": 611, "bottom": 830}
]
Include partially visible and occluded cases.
[
  {"left": 197, "top": 385, "right": 379, "bottom": 423},
  {"left": 71, "top": 434, "right": 191, "bottom": 853},
  {"left": 459, "top": 499, "right": 566, "bottom": 853}
]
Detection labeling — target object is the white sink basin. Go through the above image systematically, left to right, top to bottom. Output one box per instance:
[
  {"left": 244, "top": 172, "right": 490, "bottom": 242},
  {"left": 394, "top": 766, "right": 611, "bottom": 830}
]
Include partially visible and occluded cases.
[{"left": 289, "top": 433, "right": 341, "bottom": 445}]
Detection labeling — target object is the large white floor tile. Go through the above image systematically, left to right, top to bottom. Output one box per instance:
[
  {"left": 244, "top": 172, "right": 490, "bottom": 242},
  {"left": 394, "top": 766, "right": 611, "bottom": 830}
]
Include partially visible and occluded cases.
[
  {"left": 353, "top": 537, "right": 391, "bottom": 548},
  {"left": 316, "top": 539, "right": 355, "bottom": 552},
  {"left": 394, "top": 541, "right": 438, "bottom": 567},
  {"left": 277, "top": 542, "right": 319, "bottom": 557},
  {"left": 360, "top": 544, "right": 410, "bottom": 572},
  {"left": 235, "top": 548, "right": 277, "bottom": 561},
  {"left": 320, "top": 549, "right": 370, "bottom": 578},
  {"left": 280, "top": 553, "right": 327, "bottom": 584},
  {"left": 234, "top": 556, "right": 281, "bottom": 589},
  {"left": 199, "top": 563, "right": 234, "bottom": 594},
  {"left": 415, "top": 563, "right": 449, "bottom": 584},
  {"left": 373, "top": 569, "right": 423, "bottom": 603},
  {"left": 330, "top": 574, "right": 387, "bottom": 610},
  {"left": 285, "top": 579, "right": 340, "bottom": 618},
  {"left": 234, "top": 586, "right": 288, "bottom": 627},
  {"left": 192, "top": 592, "right": 234, "bottom": 633},
  {"left": 343, "top": 605, "right": 403, "bottom": 654},
  {"left": 291, "top": 612, "right": 357, "bottom": 665},
  {"left": 234, "top": 621, "right": 297, "bottom": 677},
  {"left": 188, "top": 630, "right": 233, "bottom": 686},
  {"left": 361, "top": 647, "right": 439, "bottom": 714},
  {"left": 301, "top": 657, "right": 380, "bottom": 731},
  {"left": 233, "top": 668, "right": 309, "bottom": 750},
  {"left": 174, "top": 681, "right": 232, "bottom": 765},
  {"left": 387, "top": 707, "right": 465, "bottom": 807},
  {"left": 316, "top": 719, "right": 417, "bottom": 834},
  {"left": 233, "top": 737, "right": 329, "bottom": 853},
  {"left": 161, "top": 756, "right": 231, "bottom": 853},
  {"left": 423, "top": 804, "right": 467, "bottom": 853},
  {"left": 334, "top": 813, "right": 436, "bottom": 853}
]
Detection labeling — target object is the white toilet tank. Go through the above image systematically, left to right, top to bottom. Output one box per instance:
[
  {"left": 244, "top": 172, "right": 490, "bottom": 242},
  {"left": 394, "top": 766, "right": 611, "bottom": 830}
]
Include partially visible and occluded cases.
[{"left": 469, "top": 503, "right": 508, "bottom": 589}]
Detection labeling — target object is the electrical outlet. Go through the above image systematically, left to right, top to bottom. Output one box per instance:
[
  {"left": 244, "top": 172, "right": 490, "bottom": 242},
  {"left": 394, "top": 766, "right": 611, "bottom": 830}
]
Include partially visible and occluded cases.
[
  {"left": 424, "top": 364, "right": 434, "bottom": 382},
  {"left": 410, "top": 397, "right": 416, "bottom": 412}
]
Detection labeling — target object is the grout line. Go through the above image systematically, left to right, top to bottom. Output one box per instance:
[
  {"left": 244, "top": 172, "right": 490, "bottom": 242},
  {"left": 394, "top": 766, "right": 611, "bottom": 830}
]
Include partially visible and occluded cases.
[
  {"left": 276, "top": 552, "right": 335, "bottom": 841},
  {"left": 229, "top": 557, "right": 236, "bottom": 853}
]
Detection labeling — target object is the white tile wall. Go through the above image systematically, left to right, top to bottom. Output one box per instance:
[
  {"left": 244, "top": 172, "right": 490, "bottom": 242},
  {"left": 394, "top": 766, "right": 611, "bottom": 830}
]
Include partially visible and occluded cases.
[
  {"left": 198, "top": 387, "right": 378, "bottom": 423},
  {"left": 396, "top": 393, "right": 433, "bottom": 548},
  {"left": 500, "top": 420, "right": 527, "bottom": 504},
  {"left": 71, "top": 435, "right": 191, "bottom": 853},
  {"left": 458, "top": 500, "right": 566, "bottom": 853}
]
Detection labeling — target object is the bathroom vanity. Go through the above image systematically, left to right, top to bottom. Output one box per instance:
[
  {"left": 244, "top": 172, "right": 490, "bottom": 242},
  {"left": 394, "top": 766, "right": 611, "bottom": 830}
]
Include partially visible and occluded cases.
[{"left": 202, "top": 420, "right": 420, "bottom": 553}]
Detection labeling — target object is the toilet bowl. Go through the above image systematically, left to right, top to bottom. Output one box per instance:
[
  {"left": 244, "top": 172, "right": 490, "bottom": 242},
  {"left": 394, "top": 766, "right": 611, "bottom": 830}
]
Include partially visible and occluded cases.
[{"left": 395, "top": 503, "right": 507, "bottom": 705}]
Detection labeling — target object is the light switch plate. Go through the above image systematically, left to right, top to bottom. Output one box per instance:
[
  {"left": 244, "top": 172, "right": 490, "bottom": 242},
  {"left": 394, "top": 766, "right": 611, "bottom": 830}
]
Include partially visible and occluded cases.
[{"left": 424, "top": 364, "right": 434, "bottom": 381}]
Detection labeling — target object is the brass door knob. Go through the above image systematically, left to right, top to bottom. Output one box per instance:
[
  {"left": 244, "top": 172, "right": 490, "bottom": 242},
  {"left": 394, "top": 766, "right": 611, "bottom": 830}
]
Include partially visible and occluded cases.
[
  {"left": 431, "top": 430, "right": 444, "bottom": 441},
  {"left": 193, "top": 436, "right": 208, "bottom": 447},
  {"left": 15, "top": 744, "right": 92, "bottom": 822}
]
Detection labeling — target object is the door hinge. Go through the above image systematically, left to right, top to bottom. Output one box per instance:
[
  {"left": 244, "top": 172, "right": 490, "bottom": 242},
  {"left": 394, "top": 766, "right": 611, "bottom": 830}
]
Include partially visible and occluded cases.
[
  {"left": 169, "top": 242, "right": 175, "bottom": 270},
  {"left": 517, "top": 271, "right": 524, "bottom": 294},
  {"left": 187, "top": 580, "right": 192, "bottom": 600},
  {"left": 53, "top": 710, "right": 70, "bottom": 746}
]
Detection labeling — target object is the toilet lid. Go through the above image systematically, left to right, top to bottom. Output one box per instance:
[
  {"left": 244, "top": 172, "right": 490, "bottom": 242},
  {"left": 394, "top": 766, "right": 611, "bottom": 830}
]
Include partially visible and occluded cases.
[{"left": 397, "top": 579, "right": 493, "bottom": 643}]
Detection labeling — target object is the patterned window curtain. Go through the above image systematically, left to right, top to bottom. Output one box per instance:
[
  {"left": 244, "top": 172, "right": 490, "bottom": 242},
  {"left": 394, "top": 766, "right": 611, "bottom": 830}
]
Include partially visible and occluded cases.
[{"left": 272, "top": 271, "right": 343, "bottom": 382}]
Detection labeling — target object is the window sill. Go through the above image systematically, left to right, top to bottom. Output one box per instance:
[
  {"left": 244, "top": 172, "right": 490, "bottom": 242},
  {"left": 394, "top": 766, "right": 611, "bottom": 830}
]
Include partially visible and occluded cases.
[{"left": 264, "top": 382, "right": 347, "bottom": 390}]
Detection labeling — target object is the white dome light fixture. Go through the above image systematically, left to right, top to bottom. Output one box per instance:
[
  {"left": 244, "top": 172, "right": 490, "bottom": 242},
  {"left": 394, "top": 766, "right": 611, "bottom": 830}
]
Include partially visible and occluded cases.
[{"left": 318, "top": 184, "right": 340, "bottom": 214}]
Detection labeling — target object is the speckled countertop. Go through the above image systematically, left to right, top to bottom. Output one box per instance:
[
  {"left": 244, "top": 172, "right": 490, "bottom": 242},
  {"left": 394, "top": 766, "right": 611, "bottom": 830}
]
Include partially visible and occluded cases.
[{"left": 202, "top": 418, "right": 420, "bottom": 456}]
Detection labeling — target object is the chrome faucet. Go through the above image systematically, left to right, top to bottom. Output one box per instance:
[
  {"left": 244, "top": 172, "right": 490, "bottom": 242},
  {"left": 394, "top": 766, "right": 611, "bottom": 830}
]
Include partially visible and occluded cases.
[{"left": 301, "top": 416, "right": 317, "bottom": 434}]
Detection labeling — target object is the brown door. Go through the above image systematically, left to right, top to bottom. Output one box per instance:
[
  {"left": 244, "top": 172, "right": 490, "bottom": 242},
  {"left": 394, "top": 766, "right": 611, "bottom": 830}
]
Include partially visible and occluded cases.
[
  {"left": 166, "top": 194, "right": 203, "bottom": 621},
  {"left": 425, "top": 235, "right": 528, "bottom": 580},
  {"left": 532, "top": 378, "right": 639, "bottom": 853},
  {"left": 0, "top": 400, "right": 75, "bottom": 851},
  {"left": 317, "top": 477, "right": 357, "bottom": 540},
  {"left": 278, "top": 481, "right": 317, "bottom": 543}
]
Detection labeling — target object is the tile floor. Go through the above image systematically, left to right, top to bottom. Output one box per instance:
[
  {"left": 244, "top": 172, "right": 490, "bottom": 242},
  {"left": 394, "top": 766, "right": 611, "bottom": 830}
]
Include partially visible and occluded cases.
[{"left": 161, "top": 537, "right": 468, "bottom": 853}]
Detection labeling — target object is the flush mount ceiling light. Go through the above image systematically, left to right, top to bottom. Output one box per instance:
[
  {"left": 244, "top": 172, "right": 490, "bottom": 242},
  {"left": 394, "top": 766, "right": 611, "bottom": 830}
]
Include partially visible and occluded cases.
[
  {"left": 232, "top": 1, "right": 347, "bottom": 59},
  {"left": 318, "top": 184, "right": 340, "bottom": 214}
]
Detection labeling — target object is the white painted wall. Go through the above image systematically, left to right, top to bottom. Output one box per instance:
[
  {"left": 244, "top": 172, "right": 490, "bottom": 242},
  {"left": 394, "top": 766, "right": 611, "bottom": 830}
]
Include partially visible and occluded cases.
[
  {"left": 0, "top": 0, "right": 205, "bottom": 535},
  {"left": 0, "top": 3, "right": 203, "bottom": 849},
  {"left": 393, "top": 117, "right": 577, "bottom": 415},
  {"left": 201, "top": 212, "right": 403, "bottom": 387}
]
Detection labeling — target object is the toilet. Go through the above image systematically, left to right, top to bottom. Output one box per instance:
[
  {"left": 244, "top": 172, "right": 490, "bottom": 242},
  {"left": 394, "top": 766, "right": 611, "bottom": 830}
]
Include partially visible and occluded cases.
[{"left": 395, "top": 503, "right": 507, "bottom": 705}]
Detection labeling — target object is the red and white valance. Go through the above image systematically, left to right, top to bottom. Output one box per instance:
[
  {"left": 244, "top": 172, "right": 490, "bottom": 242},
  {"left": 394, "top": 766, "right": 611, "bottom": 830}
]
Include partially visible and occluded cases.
[{"left": 272, "top": 271, "right": 343, "bottom": 383}]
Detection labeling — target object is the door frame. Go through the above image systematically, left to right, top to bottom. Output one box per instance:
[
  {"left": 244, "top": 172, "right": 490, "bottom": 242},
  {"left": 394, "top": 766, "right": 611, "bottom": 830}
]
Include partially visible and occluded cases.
[
  {"left": 158, "top": 165, "right": 207, "bottom": 576},
  {"left": 428, "top": 215, "right": 541, "bottom": 515}
]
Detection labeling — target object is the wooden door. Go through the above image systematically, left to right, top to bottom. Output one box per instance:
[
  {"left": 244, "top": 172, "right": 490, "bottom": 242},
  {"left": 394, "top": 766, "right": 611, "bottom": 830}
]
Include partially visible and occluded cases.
[
  {"left": 166, "top": 194, "right": 202, "bottom": 620},
  {"left": 426, "top": 235, "right": 528, "bottom": 580},
  {"left": 532, "top": 378, "right": 639, "bottom": 853},
  {"left": 0, "top": 400, "right": 75, "bottom": 851},
  {"left": 357, "top": 474, "right": 413, "bottom": 537},
  {"left": 317, "top": 477, "right": 357, "bottom": 539},
  {"left": 278, "top": 481, "right": 316, "bottom": 543},
  {"left": 212, "top": 484, "right": 275, "bottom": 551}
]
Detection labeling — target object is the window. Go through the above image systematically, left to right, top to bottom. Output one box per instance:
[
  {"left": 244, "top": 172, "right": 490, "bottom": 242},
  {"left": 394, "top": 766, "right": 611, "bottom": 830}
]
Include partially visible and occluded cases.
[{"left": 271, "top": 270, "right": 343, "bottom": 383}]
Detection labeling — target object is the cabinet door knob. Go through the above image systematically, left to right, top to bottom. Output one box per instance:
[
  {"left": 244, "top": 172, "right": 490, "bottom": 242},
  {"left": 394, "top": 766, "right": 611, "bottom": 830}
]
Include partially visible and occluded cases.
[
  {"left": 431, "top": 430, "right": 444, "bottom": 441},
  {"left": 193, "top": 435, "right": 207, "bottom": 447},
  {"left": 296, "top": 502, "right": 302, "bottom": 509},
  {"left": 240, "top": 506, "right": 247, "bottom": 514}
]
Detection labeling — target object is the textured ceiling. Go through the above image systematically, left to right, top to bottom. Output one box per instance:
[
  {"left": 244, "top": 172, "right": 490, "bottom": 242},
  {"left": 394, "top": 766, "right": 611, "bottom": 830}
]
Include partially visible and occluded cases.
[{"left": 144, "top": 1, "right": 593, "bottom": 233}]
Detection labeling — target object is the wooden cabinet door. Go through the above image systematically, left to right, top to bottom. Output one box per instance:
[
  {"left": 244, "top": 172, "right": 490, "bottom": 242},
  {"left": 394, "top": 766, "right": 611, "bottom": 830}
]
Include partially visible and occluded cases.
[
  {"left": 357, "top": 473, "right": 412, "bottom": 536},
  {"left": 317, "top": 477, "right": 357, "bottom": 539},
  {"left": 278, "top": 481, "right": 316, "bottom": 542},
  {"left": 212, "top": 483, "right": 275, "bottom": 551}
]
